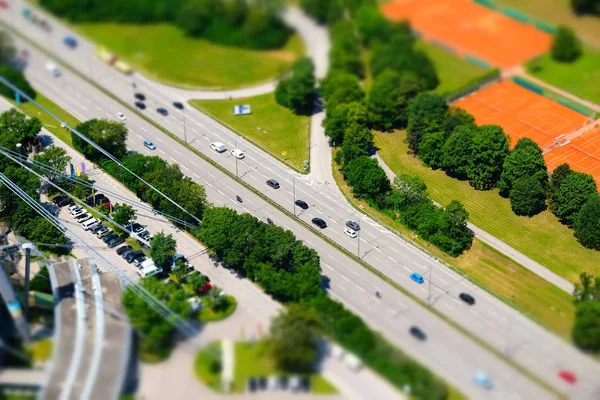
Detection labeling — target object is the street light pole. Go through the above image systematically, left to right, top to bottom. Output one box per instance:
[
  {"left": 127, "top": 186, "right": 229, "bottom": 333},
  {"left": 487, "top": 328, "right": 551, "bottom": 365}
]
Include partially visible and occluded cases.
[
  {"left": 183, "top": 107, "right": 187, "bottom": 144},
  {"left": 357, "top": 216, "right": 361, "bottom": 259},
  {"left": 22, "top": 243, "right": 35, "bottom": 321}
]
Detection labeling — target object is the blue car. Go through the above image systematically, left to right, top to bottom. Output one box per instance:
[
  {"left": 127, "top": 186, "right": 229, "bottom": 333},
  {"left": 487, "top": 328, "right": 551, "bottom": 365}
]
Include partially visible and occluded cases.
[
  {"left": 63, "top": 35, "right": 77, "bottom": 48},
  {"left": 410, "top": 272, "right": 424, "bottom": 284},
  {"left": 473, "top": 371, "right": 493, "bottom": 390}
]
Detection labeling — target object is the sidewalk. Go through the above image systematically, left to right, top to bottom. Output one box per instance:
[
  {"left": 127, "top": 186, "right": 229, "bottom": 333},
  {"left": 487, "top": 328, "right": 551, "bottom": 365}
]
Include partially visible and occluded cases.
[{"left": 374, "top": 153, "right": 574, "bottom": 294}]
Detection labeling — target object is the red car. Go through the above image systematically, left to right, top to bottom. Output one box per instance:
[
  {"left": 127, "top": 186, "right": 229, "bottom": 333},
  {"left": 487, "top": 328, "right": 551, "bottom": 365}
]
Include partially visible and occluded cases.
[
  {"left": 0, "top": 1, "right": 9, "bottom": 9},
  {"left": 198, "top": 281, "right": 212, "bottom": 294},
  {"left": 558, "top": 370, "right": 576, "bottom": 385}
]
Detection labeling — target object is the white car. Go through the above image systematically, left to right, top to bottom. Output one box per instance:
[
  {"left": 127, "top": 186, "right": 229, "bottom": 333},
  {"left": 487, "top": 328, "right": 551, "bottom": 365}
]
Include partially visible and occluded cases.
[
  {"left": 45, "top": 62, "right": 61, "bottom": 77},
  {"left": 116, "top": 112, "right": 126, "bottom": 121},
  {"left": 210, "top": 142, "right": 226, "bottom": 153},
  {"left": 231, "top": 148, "right": 245, "bottom": 159},
  {"left": 68, "top": 204, "right": 82, "bottom": 215},
  {"left": 344, "top": 228, "right": 357, "bottom": 238},
  {"left": 187, "top": 297, "right": 204, "bottom": 313}
]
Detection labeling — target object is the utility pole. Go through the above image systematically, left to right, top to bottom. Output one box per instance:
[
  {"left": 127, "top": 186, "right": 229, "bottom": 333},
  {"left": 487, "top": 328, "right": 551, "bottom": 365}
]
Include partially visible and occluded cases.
[
  {"left": 183, "top": 107, "right": 187, "bottom": 144},
  {"left": 235, "top": 138, "right": 238, "bottom": 178},
  {"left": 293, "top": 177, "right": 296, "bottom": 217},
  {"left": 357, "top": 216, "right": 361, "bottom": 259},
  {"left": 22, "top": 243, "right": 35, "bottom": 320},
  {"left": 427, "top": 264, "right": 432, "bottom": 306}
]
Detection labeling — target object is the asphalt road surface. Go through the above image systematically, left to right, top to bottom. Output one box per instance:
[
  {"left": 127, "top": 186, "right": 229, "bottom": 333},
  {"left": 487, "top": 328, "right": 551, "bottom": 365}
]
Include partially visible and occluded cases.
[{"left": 3, "top": 3, "right": 600, "bottom": 398}]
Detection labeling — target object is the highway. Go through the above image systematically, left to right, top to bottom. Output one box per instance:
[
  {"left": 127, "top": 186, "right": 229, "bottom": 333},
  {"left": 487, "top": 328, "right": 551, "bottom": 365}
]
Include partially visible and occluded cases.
[{"left": 3, "top": 2, "right": 600, "bottom": 398}]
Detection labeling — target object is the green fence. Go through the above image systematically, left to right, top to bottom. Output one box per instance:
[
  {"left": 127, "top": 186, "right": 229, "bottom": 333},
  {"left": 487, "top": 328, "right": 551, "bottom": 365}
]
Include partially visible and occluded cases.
[
  {"left": 471, "top": 0, "right": 557, "bottom": 35},
  {"left": 474, "top": 0, "right": 497, "bottom": 9},
  {"left": 501, "top": 7, "right": 530, "bottom": 23},
  {"left": 534, "top": 21, "right": 559, "bottom": 34},
  {"left": 430, "top": 39, "right": 457, "bottom": 54},
  {"left": 465, "top": 54, "right": 492, "bottom": 69},
  {"left": 444, "top": 68, "right": 501, "bottom": 102},
  {"left": 511, "top": 76, "right": 544, "bottom": 95},
  {"left": 557, "top": 97, "right": 593, "bottom": 116}
]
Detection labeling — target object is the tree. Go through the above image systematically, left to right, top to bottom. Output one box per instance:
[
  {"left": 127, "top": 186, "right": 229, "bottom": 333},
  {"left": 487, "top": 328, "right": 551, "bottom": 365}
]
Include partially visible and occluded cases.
[
  {"left": 300, "top": 0, "right": 343, "bottom": 24},
  {"left": 570, "top": 0, "right": 600, "bottom": 15},
  {"left": 354, "top": 4, "right": 399, "bottom": 45},
  {"left": 329, "top": 21, "right": 364, "bottom": 78},
  {"left": 551, "top": 26, "right": 582, "bottom": 62},
  {"left": 275, "top": 58, "right": 316, "bottom": 115},
  {"left": 0, "top": 65, "right": 36, "bottom": 101},
  {"left": 367, "top": 70, "right": 422, "bottom": 130},
  {"left": 320, "top": 71, "right": 364, "bottom": 111},
  {"left": 406, "top": 92, "right": 448, "bottom": 153},
  {"left": 323, "top": 102, "right": 368, "bottom": 146},
  {"left": 443, "top": 107, "right": 475, "bottom": 137},
  {"left": 0, "top": 109, "right": 42, "bottom": 152},
  {"left": 73, "top": 119, "right": 128, "bottom": 161},
  {"left": 340, "top": 122, "right": 373, "bottom": 165},
  {"left": 417, "top": 122, "right": 446, "bottom": 169},
  {"left": 441, "top": 124, "right": 476, "bottom": 179},
  {"left": 467, "top": 125, "right": 509, "bottom": 190},
  {"left": 498, "top": 138, "right": 548, "bottom": 196},
  {"left": 33, "top": 145, "right": 71, "bottom": 181},
  {"left": 343, "top": 156, "right": 391, "bottom": 200},
  {"left": 549, "top": 163, "right": 572, "bottom": 196},
  {"left": 0, "top": 166, "right": 41, "bottom": 214},
  {"left": 550, "top": 171, "right": 597, "bottom": 225},
  {"left": 393, "top": 174, "right": 428, "bottom": 207},
  {"left": 509, "top": 175, "right": 547, "bottom": 216},
  {"left": 574, "top": 195, "right": 600, "bottom": 249},
  {"left": 432, "top": 200, "right": 473, "bottom": 256},
  {"left": 112, "top": 203, "right": 136, "bottom": 226},
  {"left": 150, "top": 232, "right": 177, "bottom": 270},
  {"left": 30, "top": 266, "right": 52, "bottom": 294},
  {"left": 186, "top": 271, "right": 208, "bottom": 292},
  {"left": 573, "top": 272, "right": 600, "bottom": 304},
  {"left": 572, "top": 301, "right": 600, "bottom": 352},
  {"left": 269, "top": 305, "right": 321, "bottom": 373}
]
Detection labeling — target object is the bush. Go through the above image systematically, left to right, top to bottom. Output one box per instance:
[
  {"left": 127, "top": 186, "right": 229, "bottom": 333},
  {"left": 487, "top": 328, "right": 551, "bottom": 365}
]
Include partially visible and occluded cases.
[
  {"left": 570, "top": 0, "right": 600, "bottom": 16},
  {"left": 329, "top": 21, "right": 364, "bottom": 78},
  {"left": 551, "top": 26, "right": 582, "bottom": 63},
  {"left": 274, "top": 58, "right": 316, "bottom": 115},
  {"left": 0, "top": 65, "right": 36, "bottom": 101},
  {"left": 30, "top": 266, "right": 52, "bottom": 294},
  {"left": 572, "top": 301, "right": 600, "bottom": 352}
]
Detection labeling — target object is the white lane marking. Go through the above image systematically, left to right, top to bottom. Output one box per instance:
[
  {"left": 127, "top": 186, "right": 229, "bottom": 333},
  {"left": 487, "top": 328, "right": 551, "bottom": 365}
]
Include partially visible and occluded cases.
[
  {"left": 140, "top": 126, "right": 147, "bottom": 132},
  {"left": 136, "top": 134, "right": 143, "bottom": 139},
  {"left": 158, "top": 149, "right": 166, "bottom": 155},
  {"left": 180, "top": 164, "right": 189, "bottom": 171},
  {"left": 324, "top": 264, "right": 334, "bottom": 271},
  {"left": 339, "top": 274, "right": 350, "bottom": 282},
  {"left": 356, "top": 285, "right": 365, "bottom": 293}
]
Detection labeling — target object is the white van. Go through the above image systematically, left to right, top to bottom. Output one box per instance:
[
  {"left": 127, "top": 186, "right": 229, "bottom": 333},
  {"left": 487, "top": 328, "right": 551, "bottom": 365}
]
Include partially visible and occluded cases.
[
  {"left": 45, "top": 62, "right": 61, "bottom": 77},
  {"left": 210, "top": 142, "right": 226, "bottom": 153},
  {"left": 82, "top": 218, "right": 99, "bottom": 230},
  {"left": 137, "top": 259, "right": 162, "bottom": 278}
]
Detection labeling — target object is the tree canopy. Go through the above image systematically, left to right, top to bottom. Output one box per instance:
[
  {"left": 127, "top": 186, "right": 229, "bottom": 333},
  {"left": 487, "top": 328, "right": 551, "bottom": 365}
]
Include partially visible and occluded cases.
[
  {"left": 300, "top": 0, "right": 343, "bottom": 25},
  {"left": 570, "top": 0, "right": 600, "bottom": 15},
  {"left": 329, "top": 21, "right": 364, "bottom": 78},
  {"left": 551, "top": 26, "right": 582, "bottom": 62},
  {"left": 275, "top": 58, "right": 316, "bottom": 115},
  {"left": 0, "top": 65, "right": 36, "bottom": 102},
  {"left": 367, "top": 70, "right": 422, "bottom": 130},
  {"left": 321, "top": 71, "right": 365, "bottom": 111},
  {"left": 406, "top": 92, "right": 448, "bottom": 153},
  {"left": 323, "top": 102, "right": 368, "bottom": 146},
  {"left": 0, "top": 109, "right": 41, "bottom": 152},
  {"left": 73, "top": 119, "right": 128, "bottom": 161},
  {"left": 441, "top": 124, "right": 476, "bottom": 179},
  {"left": 467, "top": 125, "right": 509, "bottom": 190},
  {"left": 498, "top": 138, "right": 548, "bottom": 197},
  {"left": 33, "top": 145, "right": 71, "bottom": 181},
  {"left": 343, "top": 156, "right": 391, "bottom": 200},
  {"left": 550, "top": 171, "right": 597, "bottom": 225},
  {"left": 509, "top": 175, "right": 547, "bottom": 217},
  {"left": 574, "top": 194, "right": 600, "bottom": 249},
  {"left": 112, "top": 203, "right": 136, "bottom": 227},
  {"left": 150, "top": 232, "right": 178, "bottom": 270},
  {"left": 573, "top": 272, "right": 600, "bottom": 304},
  {"left": 572, "top": 301, "right": 600, "bottom": 352}
]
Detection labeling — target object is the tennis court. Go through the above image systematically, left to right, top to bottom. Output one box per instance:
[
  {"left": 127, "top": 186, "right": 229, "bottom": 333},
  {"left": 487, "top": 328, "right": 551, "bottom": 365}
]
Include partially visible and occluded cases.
[
  {"left": 381, "top": 0, "right": 552, "bottom": 68},
  {"left": 454, "top": 80, "right": 588, "bottom": 149},
  {"left": 545, "top": 127, "right": 600, "bottom": 185}
]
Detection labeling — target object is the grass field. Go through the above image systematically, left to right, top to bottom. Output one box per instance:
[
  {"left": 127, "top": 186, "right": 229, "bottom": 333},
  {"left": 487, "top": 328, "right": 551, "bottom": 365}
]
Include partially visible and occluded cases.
[
  {"left": 495, "top": 0, "right": 600, "bottom": 48},
  {"left": 76, "top": 23, "right": 304, "bottom": 89},
  {"left": 526, "top": 46, "right": 600, "bottom": 105},
  {"left": 191, "top": 93, "right": 310, "bottom": 171},
  {"left": 333, "top": 143, "right": 575, "bottom": 337},
  {"left": 198, "top": 295, "right": 238, "bottom": 322},
  {"left": 194, "top": 342, "right": 222, "bottom": 391}
]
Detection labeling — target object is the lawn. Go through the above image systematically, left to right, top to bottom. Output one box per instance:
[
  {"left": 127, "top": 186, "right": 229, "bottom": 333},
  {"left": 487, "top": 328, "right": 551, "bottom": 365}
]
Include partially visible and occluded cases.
[
  {"left": 495, "top": 0, "right": 600, "bottom": 48},
  {"left": 76, "top": 23, "right": 304, "bottom": 89},
  {"left": 526, "top": 46, "right": 600, "bottom": 105},
  {"left": 14, "top": 93, "right": 79, "bottom": 146},
  {"left": 191, "top": 93, "right": 310, "bottom": 171},
  {"left": 333, "top": 145, "right": 575, "bottom": 338},
  {"left": 198, "top": 295, "right": 238, "bottom": 322},
  {"left": 194, "top": 342, "right": 222, "bottom": 391}
]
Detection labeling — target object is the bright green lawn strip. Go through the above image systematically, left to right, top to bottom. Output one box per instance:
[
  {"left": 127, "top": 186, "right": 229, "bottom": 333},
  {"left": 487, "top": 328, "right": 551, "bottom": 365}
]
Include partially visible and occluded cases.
[
  {"left": 495, "top": 0, "right": 600, "bottom": 48},
  {"left": 76, "top": 23, "right": 303, "bottom": 90},
  {"left": 415, "top": 41, "right": 489, "bottom": 95},
  {"left": 526, "top": 46, "right": 600, "bottom": 105},
  {"left": 13, "top": 93, "right": 78, "bottom": 146},
  {"left": 191, "top": 93, "right": 310, "bottom": 171},
  {"left": 375, "top": 130, "right": 600, "bottom": 284},
  {"left": 334, "top": 144, "right": 575, "bottom": 338},
  {"left": 198, "top": 295, "right": 237, "bottom": 322},
  {"left": 233, "top": 341, "right": 337, "bottom": 394},
  {"left": 194, "top": 342, "right": 222, "bottom": 391}
]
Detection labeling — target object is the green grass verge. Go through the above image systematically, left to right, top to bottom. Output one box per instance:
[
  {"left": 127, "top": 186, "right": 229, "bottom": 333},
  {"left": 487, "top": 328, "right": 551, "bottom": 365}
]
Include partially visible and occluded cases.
[
  {"left": 495, "top": 0, "right": 600, "bottom": 48},
  {"left": 75, "top": 23, "right": 304, "bottom": 90},
  {"left": 526, "top": 46, "right": 600, "bottom": 106},
  {"left": 12, "top": 92, "right": 79, "bottom": 146},
  {"left": 190, "top": 93, "right": 310, "bottom": 171},
  {"left": 334, "top": 144, "right": 575, "bottom": 339},
  {"left": 198, "top": 295, "right": 238, "bottom": 322},
  {"left": 29, "top": 338, "right": 52, "bottom": 362},
  {"left": 194, "top": 341, "right": 222, "bottom": 391},
  {"left": 233, "top": 341, "right": 337, "bottom": 394},
  {"left": 1, "top": 395, "right": 37, "bottom": 400}
]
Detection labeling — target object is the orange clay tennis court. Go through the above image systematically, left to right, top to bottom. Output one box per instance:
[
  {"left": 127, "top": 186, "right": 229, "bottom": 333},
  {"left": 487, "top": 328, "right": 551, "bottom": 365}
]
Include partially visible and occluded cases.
[
  {"left": 381, "top": 0, "right": 552, "bottom": 68},
  {"left": 454, "top": 80, "right": 588, "bottom": 149},
  {"left": 544, "top": 127, "right": 600, "bottom": 186}
]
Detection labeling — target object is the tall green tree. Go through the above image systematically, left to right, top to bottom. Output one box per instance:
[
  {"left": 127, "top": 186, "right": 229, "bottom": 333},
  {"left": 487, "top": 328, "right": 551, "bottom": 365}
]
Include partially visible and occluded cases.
[
  {"left": 300, "top": 0, "right": 343, "bottom": 25},
  {"left": 329, "top": 21, "right": 364, "bottom": 78},
  {"left": 551, "top": 26, "right": 582, "bottom": 62},
  {"left": 275, "top": 58, "right": 316, "bottom": 115},
  {"left": 0, "top": 65, "right": 36, "bottom": 101},
  {"left": 367, "top": 70, "right": 422, "bottom": 130},
  {"left": 321, "top": 71, "right": 364, "bottom": 111},
  {"left": 406, "top": 92, "right": 448, "bottom": 153},
  {"left": 323, "top": 102, "right": 368, "bottom": 146},
  {"left": 443, "top": 107, "right": 475, "bottom": 137},
  {"left": 0, "top": 109, "right": 41, "bottom": 153},
  {"left": 73, "top": 119, "right": 128, "bottom": 161},
  {"left": 340, "top": 122, "right": 373, "bottom": 165},
  {"left": 418, "top": 122, "right": 446, "bottom": 169},
  {"left": 441, "top": 124, "right": 476, "bottom": 179},
  {"left": 467, "top": 125, "right": 509, "bottom": 190},
  {"left": 498, "top": 138, "right": 548, "bottom": 196},
  {"left": 33, "top": 145, "right": 71, "bottom": 181},
  {"left": 343, "top": 156, "right": 391, "bottom": 200},
  {"left": 549, "top": 163, "right": 572, "bottom": 197},
  {"left": 0, "top": 166, "right": 41, "bottom": 214},
  {"left": 550, "top": 171, "right": 597, "bottom": 225},
  {"left": 509, "top": 175, "right": 547, "bottom": 216},
  {"left": 574, "top": 194, "right": 600, "bottom": 249},
  {"left": 432, "top": 200, "right": 473, "bottom": 256},
  {"left": 112, "top": 203, "right": 136, "bottom": 226},
  {"left": 150, "top": 232, "right": 178, "bottom": 270},
  {"left": 573, "top": 272, "right": 600, "bottom": 304},
  {"left": 572, "top": 301, "right": 600, "bottom": 352},
  {"left": 269, "top": 305, "right": 321, "bottom": 373}
]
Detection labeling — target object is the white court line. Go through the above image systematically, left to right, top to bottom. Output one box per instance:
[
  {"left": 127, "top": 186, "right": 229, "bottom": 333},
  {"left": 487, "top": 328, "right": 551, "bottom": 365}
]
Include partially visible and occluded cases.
[{"left": 339, "top": 274, "right": 350, "bottom": 282}]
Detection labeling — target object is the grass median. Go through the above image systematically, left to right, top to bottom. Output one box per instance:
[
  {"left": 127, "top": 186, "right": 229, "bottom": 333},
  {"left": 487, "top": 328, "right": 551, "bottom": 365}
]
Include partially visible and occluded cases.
[
  {"left": 76, "top": 23, "right": 304, "bottom": 90},
  {"left": 190, "top": 93, "right": 310, "bottom": 172},
  {"left": 333, "top": 146, "right": 575, "bottom": 339}
]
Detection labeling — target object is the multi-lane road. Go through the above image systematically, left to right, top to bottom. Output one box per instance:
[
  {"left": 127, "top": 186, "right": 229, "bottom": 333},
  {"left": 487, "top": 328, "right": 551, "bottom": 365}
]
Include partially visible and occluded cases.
[{"left": 3, "top": 2, "right": 600, "bottom": 398}]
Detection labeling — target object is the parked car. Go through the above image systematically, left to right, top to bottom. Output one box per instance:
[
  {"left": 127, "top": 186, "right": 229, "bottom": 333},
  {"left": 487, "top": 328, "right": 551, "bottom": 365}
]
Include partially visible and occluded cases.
[
  {"left": 63, "top": 35, "right": 77, "bottom": 48},
  {"left": 134, "top": 93, "right": 145, "bottom": 101},
  {"left": 135, "top": 101, "right": 146, "bottom": 110},
  {"left": 173, "top": 101, "right": 184, "bottom": 110},
  {"left": 156, "top": 108, "right": 168, "bottom": 116},
  {"left": 116, "top": 112, "right": 126, "bottom": 121},
  {"left": 143, "top": 140, "right": 156, "bottom": 150},
  {"left": 210, "top": 142, "right": 226, "bottom": 153},
  {"left": 266, "top": 178, "right": 280, "bottom": 189},
  {"left": 86, "top": 194, "right": 106, "bottom": 205},
  {"left": 52, "top": 195, "right": 68, "bottom": 204},
  {"left": 57, "top": 197, "right": 73, "bottom": 207},
  {"left": 295, "top": 200, "right": 309, "bottom": 210},
  {"left": 69, "top": 204, "right": 82, "bottom": 214},
  {"left": 72, "top": 209, "right": 86, "bottom": 219},
  {"left": 76, "top": 213, "right": 92, "bottom": 223},
  {"left": 311, "top": 217, "right": 327, "bottom": 229},
  {"left": 82, "top": 218, "right": 99, "bottom": 230},
  {"left": 346, "top": 220, "right": 360, "bottom": 231},
  {"left": 128, "top": 223, "right": 145, "bottom": 233},
  {"left": 90, "top": 224, "right": 104, "bottom": 234},
  {"left": 96, "top": 227, "right": 111, "bottom": 238},
  {"left": 344, "top": 228, "right": 357, "bottom": 238},
  {"left": 138, "top": 231, "right": 150, "bottom": 241},
  {"left": 102, "top": 233, "right": 119, "bottom": 244},
  {"left": 108, "top": 237, "right": 125, "bottom": 248},
  {"left": 116, "top": 245, "right": 133, "bottom": 256},
  {"left": 120, "top": 248, "right": 136, "bottom": 259},
  {"left": 126, "top": 250, "right": 145, "bottom": 263},
  {"left": 132, "top": 255, "right": 147, "bottom": 267},
  {"left": 410, "top": 272, "right": 424, "bottom": 284},
  {"left": 459, "top": 292, "right": 475, "bottom": 305},
  {"left": 409, "top": 326, "right": 427, "bottom": 341},
  {"left": 557, "top": 370, "right": 576, "bottom": 385},
  {"left": 473, "top": 371, "right": 493, "bottom": 390}
]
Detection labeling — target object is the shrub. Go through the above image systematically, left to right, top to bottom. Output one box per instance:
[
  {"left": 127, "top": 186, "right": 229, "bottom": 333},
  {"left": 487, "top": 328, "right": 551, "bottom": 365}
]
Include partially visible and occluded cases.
[{"left": 551, "top": 26, "right": 582, "bottom": 62}]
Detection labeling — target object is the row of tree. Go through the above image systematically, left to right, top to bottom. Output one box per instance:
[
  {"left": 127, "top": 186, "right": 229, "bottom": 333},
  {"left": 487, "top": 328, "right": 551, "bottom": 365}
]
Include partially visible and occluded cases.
[
  {"left": 40, "top": 0, "right": 291, "bottom": 50},
  {"left": 570, "top": 0, "right": 600, "bottom": 16},
  {"left": 275, "top": 57, "right": 316, "bottom": 115},
  {"left": 572, "top": 272, "right": 600, "bottom": 352}
]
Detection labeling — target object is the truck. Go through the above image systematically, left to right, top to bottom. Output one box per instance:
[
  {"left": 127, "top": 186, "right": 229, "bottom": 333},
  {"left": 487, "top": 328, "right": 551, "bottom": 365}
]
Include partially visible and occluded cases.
[
  {"left": 96, "top": 46, "right": 117, "bottom": 65},
  {"left": 114, "top": 60, "right": 133, "bottom": 75},
  {"left": 137, "top": 259, "right": 162, "bottom": 278}
]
